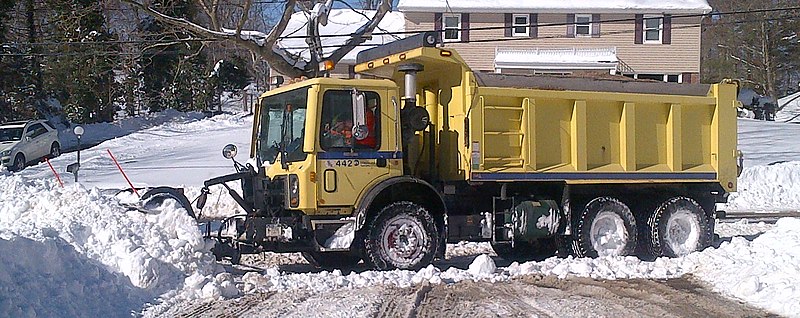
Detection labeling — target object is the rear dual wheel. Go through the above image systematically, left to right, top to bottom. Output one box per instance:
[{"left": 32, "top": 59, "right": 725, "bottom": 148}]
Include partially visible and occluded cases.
[
  {"left": 646, "top": 196, "right": 712, "bottom": 258},
  {"left": 572, "top": 197, "right": 637, "bottom": 258}
]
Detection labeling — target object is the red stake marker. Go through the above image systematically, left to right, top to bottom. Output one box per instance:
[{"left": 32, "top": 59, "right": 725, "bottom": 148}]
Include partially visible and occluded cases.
[
  {"left": 107, "top": 149, "right": 139, "bottom": 197},
  {"left": 45, "top": 157, "right": 63, "bottom": 188}
]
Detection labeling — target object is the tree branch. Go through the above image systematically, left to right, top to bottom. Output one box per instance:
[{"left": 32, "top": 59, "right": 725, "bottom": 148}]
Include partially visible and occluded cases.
[
  {"left": 121, "top": 0, "right": 306, "bottom": 78},
  {"left": 235, "top": 0, "right": 252, "bottom": 36},
  {"left": 323, "top": 0, "right": 390, "bottom": 67}
]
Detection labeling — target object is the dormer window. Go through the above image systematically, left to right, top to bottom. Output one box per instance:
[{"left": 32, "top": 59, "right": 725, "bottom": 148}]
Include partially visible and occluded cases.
[
  {"left": 444, "top": 13, "right": 461, "bottom": 41},
  {"left": 512, "top": 14, "right": 529, "bottom": 36},
  {"left": 575, "top": 14, "right": 592, "bottom": 36}
]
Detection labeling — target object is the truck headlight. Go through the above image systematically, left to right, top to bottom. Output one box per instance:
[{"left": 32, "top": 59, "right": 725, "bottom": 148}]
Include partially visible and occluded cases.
[{"left": 287, "top": 174, "right": 299, "bottom": 208}]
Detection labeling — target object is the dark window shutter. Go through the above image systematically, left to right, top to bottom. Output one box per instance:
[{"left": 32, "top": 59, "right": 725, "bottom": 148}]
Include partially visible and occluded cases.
[
  {"left": 434, "top": 13, "right": 442, "bottom": 41},
  {"left": 462, "top": 13, "right": 470, "bottom": 42},
  {"left": 504, "top": 13, "right": 512, "bottom": 37},
  {"left": 530, "top": 13, "right": 538, "bottom": 38},
  {"left": 567, "top": 14, "right": 575, "bottom": 38},
  {"left": 591, "top": 14, "right": 600, "bottom": 38},
  {"left": 634, "top": 14, "right": 643, "bottom": 44},
  {"left": 663, "top": 14, "right": 672, "bottom": 44}
]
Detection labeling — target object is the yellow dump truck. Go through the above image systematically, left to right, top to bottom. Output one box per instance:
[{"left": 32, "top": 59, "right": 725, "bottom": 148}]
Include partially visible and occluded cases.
[{"left": 196, "top": 32, "right": 739, "bottom": 269}]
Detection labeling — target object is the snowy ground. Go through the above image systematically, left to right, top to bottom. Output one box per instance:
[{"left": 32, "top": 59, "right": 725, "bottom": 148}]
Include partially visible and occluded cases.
[{"left": 2, "top": 107, "right": 800, "bottom": 317}]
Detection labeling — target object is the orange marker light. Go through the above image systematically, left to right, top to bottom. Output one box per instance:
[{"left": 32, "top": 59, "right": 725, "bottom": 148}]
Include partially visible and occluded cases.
[{"left": 319, "top": 60, "right": 335, "bottom": 71}]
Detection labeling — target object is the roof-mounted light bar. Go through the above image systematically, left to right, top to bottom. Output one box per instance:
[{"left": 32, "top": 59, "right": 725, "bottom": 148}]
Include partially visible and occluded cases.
[{"left": 355, "top": 31, "right": 440, "bottom": 65}]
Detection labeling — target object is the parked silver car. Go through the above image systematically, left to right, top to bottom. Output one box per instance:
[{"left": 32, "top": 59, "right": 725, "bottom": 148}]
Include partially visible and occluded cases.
[{"left": 0, "top": 120, "right": 61, "bottom": 172}]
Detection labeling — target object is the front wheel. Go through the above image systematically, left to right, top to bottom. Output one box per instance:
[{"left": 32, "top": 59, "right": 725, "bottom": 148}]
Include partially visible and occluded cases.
[
  {"left": 11, "top": 153, "right": 25, "bottom": 172},
  {"left": 646, "top": 196, "right": 712, "bottom": 258},
  {"left": 365, "top": 202, "right": 439, "bottom": 270}
]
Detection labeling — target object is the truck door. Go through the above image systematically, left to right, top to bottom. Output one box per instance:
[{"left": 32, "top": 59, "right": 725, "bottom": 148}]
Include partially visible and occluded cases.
[{"left": 316, "top": 89, "right": 399, "bottom": 207}]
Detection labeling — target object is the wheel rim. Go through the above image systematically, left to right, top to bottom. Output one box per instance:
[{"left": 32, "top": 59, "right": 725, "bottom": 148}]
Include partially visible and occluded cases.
[
  {"left": 13, "top": 156, "right": 24, "bottom": 170},
  {"left": 665, "top": 209, "right": 701, "bottom": 257},
  {"left": 589, "top": 211, "right": 628, "bottom": 257},
  {"left": 380, "top": 214, "right": 429, "bottom": 268}
]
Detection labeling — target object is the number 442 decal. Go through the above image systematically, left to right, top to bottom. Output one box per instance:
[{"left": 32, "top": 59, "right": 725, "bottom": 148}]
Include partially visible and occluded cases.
[{"left": 324, "top": 159, "right": 360, "bottom": 168}]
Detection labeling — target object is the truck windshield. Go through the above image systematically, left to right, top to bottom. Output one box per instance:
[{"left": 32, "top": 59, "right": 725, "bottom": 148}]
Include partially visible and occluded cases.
[{"left": 257, "top": 87, "right": 309, "bottom": 165}]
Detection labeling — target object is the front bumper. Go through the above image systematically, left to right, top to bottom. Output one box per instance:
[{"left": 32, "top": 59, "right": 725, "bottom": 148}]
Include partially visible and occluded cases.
[{"left": 0, "top": 156, "right": 9, "bottom": 170}]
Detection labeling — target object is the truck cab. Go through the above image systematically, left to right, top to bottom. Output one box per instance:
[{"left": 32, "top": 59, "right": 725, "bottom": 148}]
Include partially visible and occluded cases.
[{"left": 255, "top": 78, "right": 403, "bottom": 215}]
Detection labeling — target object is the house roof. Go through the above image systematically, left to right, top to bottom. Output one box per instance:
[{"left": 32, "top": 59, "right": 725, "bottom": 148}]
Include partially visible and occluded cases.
[
  {"left": 397, "top": 0, "right": 712, "bottom": 14},
  {"left": 277, "top": 9, "right": 406, "bottom": 65}
]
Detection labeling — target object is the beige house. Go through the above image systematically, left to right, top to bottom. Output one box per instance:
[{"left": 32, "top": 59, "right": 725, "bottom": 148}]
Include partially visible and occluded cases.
[{"left": 398, "top": 0, "right": 712, "bottom": 83}]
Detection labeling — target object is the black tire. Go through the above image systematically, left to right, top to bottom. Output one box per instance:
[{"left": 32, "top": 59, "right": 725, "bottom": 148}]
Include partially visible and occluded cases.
[
  {"left": 49, "top": 142, "right": 61, "bottom": 158},
  {"left": 11, "top": 153, "right": 25, "bottom": 172},
  {"left": 141, "top": 187, "right": 196, "bottom": 218},
  {"left": 646, "top": 196, "right": 712, "bottom": 258},
  {"left": 573, "top": 197, "right": 637, "bottom": 258},
  {"left": 365, "top": 201, "right": 440, "bottom": 270},
  {"left": 492, "top": 239, "right": 557, "bottom": 261},
  {"left": 302, "top": 251, "right": 362, "bottom": 269}
]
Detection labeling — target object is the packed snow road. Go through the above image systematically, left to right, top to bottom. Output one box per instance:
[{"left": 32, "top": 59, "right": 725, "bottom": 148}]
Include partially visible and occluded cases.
[{"left": 162, "top": 275, "right": 770, "bottom": 318}]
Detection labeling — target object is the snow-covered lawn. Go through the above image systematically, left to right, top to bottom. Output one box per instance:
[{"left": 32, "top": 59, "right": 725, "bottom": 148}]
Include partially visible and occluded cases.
[{"left": 2, "top": 111, "right": 800, "bottom": 317}]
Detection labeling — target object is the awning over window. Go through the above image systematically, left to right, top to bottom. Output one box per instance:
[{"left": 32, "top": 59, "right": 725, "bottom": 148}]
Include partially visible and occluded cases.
[{"left": 494, "top": 47, "right": 619, "bottom": 71}]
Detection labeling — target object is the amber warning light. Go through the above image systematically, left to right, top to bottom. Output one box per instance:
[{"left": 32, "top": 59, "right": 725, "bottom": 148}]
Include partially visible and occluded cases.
[{"left": 319, "top": 60, "right": 335, "bottom": 71}]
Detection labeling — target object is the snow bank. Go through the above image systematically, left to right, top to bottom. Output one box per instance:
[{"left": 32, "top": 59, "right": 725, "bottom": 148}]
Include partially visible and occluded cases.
[
  {"left": 726, "top": 162, "right": 800, "bottom": 212},
  {"left": 0, "top": 175, "right": 227, "bottom": 316},
  {"left": 687, "top": 218, "right": 800, "bottom": 316}
]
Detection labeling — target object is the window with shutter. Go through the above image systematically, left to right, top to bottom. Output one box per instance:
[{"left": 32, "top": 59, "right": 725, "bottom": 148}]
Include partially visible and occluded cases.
[
  {"left": 443, "top": 13, "right": 461, "bottom": 41},
  {"left": 512, "top": 14, "right": 529, "bottom": 36},
  {"left": 575, "top": 14, "right": 592, "bottom": 36},
  {"left": 643, "top": 15, "right": 662, "bottom": 43}
]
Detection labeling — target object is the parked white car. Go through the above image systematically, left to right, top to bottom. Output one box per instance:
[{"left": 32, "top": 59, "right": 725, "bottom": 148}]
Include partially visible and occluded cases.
[{"left": 0, "top": 120, "right": 61, "bottom": 172}]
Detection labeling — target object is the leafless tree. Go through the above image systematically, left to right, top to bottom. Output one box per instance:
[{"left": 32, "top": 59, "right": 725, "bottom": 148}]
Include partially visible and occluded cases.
[
  {"left": 119, "top": 0, "right": 392, "bottom": 78},
  {"left": 703, "top": 0, "right": 800, "bottom": 105}
]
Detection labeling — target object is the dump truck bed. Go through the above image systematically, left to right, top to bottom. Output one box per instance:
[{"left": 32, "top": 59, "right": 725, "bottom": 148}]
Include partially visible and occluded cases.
[
  {"left": 354, "top": 41, "right": 738, "bottom": 192},
  {"left": 466, "top": 72, "right": 738, "bottom": 192}
]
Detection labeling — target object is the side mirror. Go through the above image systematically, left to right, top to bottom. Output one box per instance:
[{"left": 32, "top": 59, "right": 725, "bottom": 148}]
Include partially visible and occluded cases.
[
  {"left": 352, "top": 88, "right": 367, "bottom": 141},
  {"left": 222, "top": 144, "right": 238, "bottom": 159}
]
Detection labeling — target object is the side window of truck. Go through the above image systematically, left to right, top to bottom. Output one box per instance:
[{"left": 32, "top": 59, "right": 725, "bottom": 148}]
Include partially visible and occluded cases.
[{"left": 320, "top": 90, "right": 381, "bottom": 151}]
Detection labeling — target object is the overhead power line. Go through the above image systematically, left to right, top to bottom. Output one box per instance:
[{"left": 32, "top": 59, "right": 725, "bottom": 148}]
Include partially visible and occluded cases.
[
  {"left": 0, "top": 6, "right": 798, "bottom": 54},
  {"left": 274, "top": 6, "right": 800, "bottom": 39},
  {"left": 2, "top": 13, "right": 795, "bottom": 57}
]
